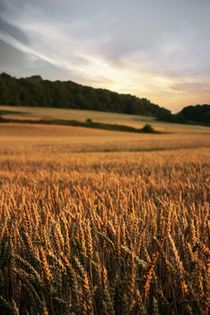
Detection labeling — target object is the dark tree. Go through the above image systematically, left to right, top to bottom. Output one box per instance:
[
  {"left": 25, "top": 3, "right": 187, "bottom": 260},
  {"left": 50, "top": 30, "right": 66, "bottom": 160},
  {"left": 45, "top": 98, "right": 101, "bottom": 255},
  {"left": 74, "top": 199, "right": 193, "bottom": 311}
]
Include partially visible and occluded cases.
[{"left": 0, "top": 73, "right": 171, "bottom": 118}]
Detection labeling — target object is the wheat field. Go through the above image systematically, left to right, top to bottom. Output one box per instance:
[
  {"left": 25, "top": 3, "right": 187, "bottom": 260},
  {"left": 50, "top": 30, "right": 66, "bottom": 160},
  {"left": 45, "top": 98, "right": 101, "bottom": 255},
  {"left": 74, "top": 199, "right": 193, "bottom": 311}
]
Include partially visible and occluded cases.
[
  {"left": 1, "top": 105, "right": 210, "bottom": 133},
  {"left": 0, "top": 123, "right": 209, "bottom": 315}
]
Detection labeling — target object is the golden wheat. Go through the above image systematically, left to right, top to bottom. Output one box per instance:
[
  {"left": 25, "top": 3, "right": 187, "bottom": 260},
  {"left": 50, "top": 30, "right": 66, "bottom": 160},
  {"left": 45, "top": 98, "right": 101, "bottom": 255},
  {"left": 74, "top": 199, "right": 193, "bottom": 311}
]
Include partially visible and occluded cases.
[{"left": 0, "top": 127, "right": 209, "bottom": 314}]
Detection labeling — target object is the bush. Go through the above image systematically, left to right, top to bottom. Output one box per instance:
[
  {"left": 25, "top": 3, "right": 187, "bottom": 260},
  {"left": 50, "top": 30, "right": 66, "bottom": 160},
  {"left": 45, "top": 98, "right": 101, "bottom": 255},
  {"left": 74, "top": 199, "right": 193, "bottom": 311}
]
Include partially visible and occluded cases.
[
  {"left": 86, "top": 118, "right": 93, "bottom": 124},
  {"left": 141, "top": 124, "right": 156, "bottom": 133}
]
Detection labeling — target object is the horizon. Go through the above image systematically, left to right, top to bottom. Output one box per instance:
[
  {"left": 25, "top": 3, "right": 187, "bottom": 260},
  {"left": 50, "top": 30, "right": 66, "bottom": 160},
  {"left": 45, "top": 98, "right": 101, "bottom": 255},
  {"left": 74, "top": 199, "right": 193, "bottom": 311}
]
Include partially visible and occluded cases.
[
  {"left": 0, "top": 0, "right": 210, "bottom": 112},
  {"left": 1, "top": 71, "right": 210, "bottom": 115}
]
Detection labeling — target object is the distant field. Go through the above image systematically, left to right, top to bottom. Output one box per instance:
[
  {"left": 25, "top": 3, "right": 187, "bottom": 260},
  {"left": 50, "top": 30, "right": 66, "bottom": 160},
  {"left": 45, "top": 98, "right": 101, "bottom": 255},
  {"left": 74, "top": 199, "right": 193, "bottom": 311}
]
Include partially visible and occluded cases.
[
  {"left": 0, "top": 105, "right": 210, "bottom": 133},
  {"left": 0, "top": 123, "right": 210, "bottom": 154}
]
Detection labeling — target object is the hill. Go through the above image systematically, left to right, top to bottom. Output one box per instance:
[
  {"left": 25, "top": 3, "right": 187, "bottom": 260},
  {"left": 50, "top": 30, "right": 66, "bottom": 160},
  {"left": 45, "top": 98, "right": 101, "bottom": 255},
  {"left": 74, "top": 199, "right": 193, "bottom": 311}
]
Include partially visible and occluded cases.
[
  {"left": 0, "top": 73, "right": 170, "bottom": 117},
  {"left": 158, "top": 104, "right": 210, "bottom": 126}
]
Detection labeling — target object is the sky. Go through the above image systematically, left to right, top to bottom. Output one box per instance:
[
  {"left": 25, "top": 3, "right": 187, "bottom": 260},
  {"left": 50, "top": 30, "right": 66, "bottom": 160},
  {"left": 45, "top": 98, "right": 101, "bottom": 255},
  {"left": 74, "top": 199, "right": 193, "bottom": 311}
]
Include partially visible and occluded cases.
[{"left": 0, "top": 0, "right": 210, "bottom": 112}]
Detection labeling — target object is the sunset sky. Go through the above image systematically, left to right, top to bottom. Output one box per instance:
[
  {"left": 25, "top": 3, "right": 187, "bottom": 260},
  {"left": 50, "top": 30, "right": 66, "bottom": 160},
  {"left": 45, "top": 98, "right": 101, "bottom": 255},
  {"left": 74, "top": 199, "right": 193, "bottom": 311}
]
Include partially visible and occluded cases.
[{"left": 0, "top": 0, "right": 210, "bottom": 112}]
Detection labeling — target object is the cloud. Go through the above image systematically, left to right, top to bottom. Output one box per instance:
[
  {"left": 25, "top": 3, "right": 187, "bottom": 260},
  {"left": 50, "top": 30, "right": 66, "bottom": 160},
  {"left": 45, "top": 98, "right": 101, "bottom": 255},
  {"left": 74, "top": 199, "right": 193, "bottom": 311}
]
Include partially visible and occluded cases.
[{"left": 0, "top": 19, "right": 28, "bottom": 44}]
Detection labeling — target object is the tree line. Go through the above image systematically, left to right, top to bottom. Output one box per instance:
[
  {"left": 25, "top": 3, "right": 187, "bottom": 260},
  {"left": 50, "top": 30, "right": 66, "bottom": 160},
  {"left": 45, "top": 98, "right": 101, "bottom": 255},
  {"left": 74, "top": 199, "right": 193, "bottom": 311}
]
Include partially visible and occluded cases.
[
  {"left": 0, "top": 73, "right": 170, "bottom": 117},
  {"left": 158, "top": 104, "right": 210, "bottom": 126}
]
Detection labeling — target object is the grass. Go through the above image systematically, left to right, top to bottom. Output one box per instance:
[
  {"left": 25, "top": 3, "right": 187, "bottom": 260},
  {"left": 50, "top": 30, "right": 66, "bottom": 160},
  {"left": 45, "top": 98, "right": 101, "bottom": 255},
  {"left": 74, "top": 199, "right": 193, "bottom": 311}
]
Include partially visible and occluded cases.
[
  {"left": 0, "top": 105, "right": 210, "bottom": 133},
  {"left": 0, "top": 109, "right": 22, "bottom": 116},
  {"left": 0, "top": 116, "right": 161, "bottom": 134},
  {"left": 0, "top": 122, "right": 209, "bottom": 314}
]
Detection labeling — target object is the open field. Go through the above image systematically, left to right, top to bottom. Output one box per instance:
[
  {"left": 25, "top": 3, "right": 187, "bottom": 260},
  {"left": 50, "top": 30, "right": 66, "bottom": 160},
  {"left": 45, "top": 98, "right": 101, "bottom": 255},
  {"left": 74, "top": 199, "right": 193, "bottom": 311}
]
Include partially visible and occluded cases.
[
  {"left": 1, "top": 105, "right": 210, "bottom": 133},
  {"left": 0, "top": 122, "right": 210, "bottom": 314},
  {"left": 0, "top": 123, "right": 210, "bottom": 154}
]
